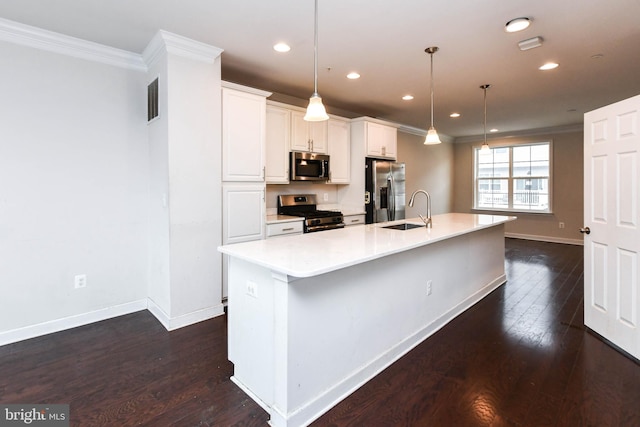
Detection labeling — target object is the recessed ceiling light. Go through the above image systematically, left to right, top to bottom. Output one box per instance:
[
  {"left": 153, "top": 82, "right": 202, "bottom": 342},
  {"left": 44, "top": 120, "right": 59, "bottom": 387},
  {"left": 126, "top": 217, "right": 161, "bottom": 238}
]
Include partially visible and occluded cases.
[
  {"left": 505, "top": 17, "right": 531, "bottom": 33},
  {"left": 273, "top": 43, "right": 291, "bottom": 53},
  {"left": 591, "top": 53, "right": 604, "bottom": 59},
  {"left": 539, "top": 62, "right": 559, "bottom": 70},
  {"left": 347, "top": 72, "right": 361, "bottom": 79},
  {"left": 402, "top": 95, "right": 414, "bottom": 101},
  {"left": 450, "top": 112, "right": 461, "bottom": 118},
  {"left": 490, "top": 128, "right": 499, "bottom": 133}
]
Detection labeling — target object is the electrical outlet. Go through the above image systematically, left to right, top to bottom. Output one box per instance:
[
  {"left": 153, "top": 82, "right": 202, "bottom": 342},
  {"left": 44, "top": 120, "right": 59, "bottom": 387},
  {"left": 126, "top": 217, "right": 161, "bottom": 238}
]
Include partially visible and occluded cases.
[
  {"left": 323, "top": 192, "right": 329, "bottom": 202},
  {"left": 559, "top": 222, "right": 565, "bottom": 229},
  {"left": 74, "top": 274, "right": 87, "bottom": 289},
  {"left": 246, "top": 280, "right": 258, "bottom": 298},
  {"left": 426, "top": 280, "right": 433, "bottom": 296}
]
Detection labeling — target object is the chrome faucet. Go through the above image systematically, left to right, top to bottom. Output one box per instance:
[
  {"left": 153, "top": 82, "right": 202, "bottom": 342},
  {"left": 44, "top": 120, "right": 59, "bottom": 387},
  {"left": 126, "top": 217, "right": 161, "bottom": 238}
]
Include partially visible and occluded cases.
[{"left": 408, "top": 189, "right": 432, "bottom": 228}]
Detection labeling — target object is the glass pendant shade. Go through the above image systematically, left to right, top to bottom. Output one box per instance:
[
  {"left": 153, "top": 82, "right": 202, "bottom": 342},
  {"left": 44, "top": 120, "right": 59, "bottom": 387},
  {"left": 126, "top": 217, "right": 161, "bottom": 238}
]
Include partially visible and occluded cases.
[
  {"left": 304, "top": 93, "right": 329, "bottom": 121},
  {"left": 424, "top": 127, "right": 442, "bottom": 145},
  {"left": 481, "top": 142, "right": 490, "bottom": 151}
]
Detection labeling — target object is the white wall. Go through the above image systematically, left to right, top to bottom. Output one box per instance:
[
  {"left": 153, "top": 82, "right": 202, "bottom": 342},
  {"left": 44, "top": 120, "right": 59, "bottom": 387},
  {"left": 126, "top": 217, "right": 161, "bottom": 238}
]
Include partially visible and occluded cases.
[
  {"left": 144, "top": 31, "right": 225, "bottom": 329},
  {"left": 0, "top": 40, "right": 149, "bottom": 337}
]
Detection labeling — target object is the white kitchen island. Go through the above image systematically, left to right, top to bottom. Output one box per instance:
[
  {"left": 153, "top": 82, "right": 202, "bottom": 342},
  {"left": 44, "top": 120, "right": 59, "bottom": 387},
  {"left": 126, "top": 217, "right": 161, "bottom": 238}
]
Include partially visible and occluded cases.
[{"left": 218, "top": 213, "right": 515, "bottom": 427}]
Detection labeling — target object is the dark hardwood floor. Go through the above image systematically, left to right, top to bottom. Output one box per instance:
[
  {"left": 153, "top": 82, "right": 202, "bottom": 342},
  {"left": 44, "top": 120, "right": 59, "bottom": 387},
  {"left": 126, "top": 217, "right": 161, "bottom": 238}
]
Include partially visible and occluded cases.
[{"left": 1, "top": 239, "right": 639, "bottom": 426}]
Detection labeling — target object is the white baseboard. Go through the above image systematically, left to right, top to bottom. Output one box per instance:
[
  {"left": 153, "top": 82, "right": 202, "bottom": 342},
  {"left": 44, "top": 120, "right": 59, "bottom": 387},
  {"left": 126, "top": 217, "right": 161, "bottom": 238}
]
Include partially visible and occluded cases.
[
  {"left": 505, "top": 232, "right": 583, "bottom": 246},
  {"left": 0, "top": 298, "right": 226, "bottom": 347},
  {"left": 147, "top": 299, "right": 225, "bottom": 331},
  {"left": 0, "top": 300, "right": 148, "bottom": 347}
]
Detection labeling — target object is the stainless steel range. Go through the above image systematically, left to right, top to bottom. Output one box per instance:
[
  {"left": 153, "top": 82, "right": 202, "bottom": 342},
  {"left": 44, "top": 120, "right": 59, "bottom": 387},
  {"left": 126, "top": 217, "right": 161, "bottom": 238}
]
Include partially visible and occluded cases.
[{"left": 277, "top": 194, "right": 345, "bottom": 233}]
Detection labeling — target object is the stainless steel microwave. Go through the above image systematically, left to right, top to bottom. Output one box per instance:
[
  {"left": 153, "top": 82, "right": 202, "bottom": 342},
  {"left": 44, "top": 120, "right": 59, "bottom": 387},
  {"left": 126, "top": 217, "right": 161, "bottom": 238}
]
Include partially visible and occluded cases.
[{"left": 290, "top": 152, "right": 330, "bottom": 181}]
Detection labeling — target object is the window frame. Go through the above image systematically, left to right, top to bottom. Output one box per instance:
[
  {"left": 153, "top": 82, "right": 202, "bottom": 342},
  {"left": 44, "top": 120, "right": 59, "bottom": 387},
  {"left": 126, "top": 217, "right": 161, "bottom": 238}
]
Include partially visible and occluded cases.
[{"left": 472, "top": 141, "right": 553, "bottom": 214}]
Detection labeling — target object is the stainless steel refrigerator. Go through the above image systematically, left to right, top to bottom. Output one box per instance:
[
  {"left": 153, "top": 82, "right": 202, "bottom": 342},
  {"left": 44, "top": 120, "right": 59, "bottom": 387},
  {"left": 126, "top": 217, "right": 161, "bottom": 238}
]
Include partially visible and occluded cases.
[{"left": 365, "top": 158, "right": 406, "bottom": 223}]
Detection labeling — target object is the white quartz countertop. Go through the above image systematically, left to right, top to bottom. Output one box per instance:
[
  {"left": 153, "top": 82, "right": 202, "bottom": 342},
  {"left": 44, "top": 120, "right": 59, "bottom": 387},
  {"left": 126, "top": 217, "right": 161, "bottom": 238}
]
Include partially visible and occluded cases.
[
  {"left": 219, "top": 213, "right": 516, "bottom": 278},
  {"left": 266, "top": 214, "right": 304, "bottom": 224}
]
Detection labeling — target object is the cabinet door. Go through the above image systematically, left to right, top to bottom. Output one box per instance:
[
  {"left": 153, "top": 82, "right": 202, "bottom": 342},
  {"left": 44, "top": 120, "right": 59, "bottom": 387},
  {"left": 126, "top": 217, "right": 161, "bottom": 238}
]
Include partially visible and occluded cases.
[
  {"left": 222, "top": 88, "right": 266, "bottom": 181},
  {"left": 266, "top": 105, "right": 290, "bottom": 183},
  {"left": 290, "top": 110, "right": 311, "bottom": 152},
  {"left": 290, "top": 110, "right": 328, "bottom": 153},
  {"left": 327, "top": 118, "right": 350, "bottom": 183},
  {"left": 309, "top": 121, "right": 328, "bottom": 153},
  {"left": 365, "top": 121, "right": 396, "bottom": 160},
  {"left": 365, "top": 122, "right": 383, "bottom": 157},
  {"left": 380, "top": 124, "right": 397, "bottom": 159},
  {"left": 222, "top": 184, "right": 265, "bottom": 244},
  {"left": 343, "top": 214, "right": 365, "bottom": 226},
  {"left": 266, "top": 221, "right": 304, "bottom": 238}
]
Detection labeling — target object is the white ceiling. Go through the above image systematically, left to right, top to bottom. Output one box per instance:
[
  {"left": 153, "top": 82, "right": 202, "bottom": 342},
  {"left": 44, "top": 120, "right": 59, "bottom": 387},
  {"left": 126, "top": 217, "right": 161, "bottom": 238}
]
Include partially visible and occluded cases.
[{"left": 2, "top": 0, "right": 640, "bottom": 138}]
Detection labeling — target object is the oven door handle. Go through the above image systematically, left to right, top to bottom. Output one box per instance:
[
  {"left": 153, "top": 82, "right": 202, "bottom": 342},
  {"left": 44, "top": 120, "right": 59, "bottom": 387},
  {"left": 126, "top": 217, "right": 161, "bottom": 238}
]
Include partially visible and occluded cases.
[{"left": 307, "top": 223, "right": 345, "bottom": 233}]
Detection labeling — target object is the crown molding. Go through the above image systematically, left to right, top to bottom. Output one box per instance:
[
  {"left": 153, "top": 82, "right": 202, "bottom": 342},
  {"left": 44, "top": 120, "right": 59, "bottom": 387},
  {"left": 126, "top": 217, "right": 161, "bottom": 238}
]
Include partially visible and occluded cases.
[
  {"left": 0, "top": 17, "right": 146, "bottom": 71},
  {"left": 143, "top": 30, "right": 223, "bottom": 69},
  {"left": 454, "top": 122, "right": 583, "bottom": 144},
  {"left": 396, "top": 124, "right": 454, "bottom": 144}
]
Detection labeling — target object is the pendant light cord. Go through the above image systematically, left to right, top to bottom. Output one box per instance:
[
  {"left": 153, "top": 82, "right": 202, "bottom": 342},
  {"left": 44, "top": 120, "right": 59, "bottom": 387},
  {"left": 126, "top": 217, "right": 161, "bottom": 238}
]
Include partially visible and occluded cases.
[
  {"left": 313, "top": 0, "right": 319, "bottom": 95},
  {"left": 430, "top": 51, "right": 434, "bottom": 128},
  {"left": 483, "top": 86, "right": 487, "bottom": 145}
]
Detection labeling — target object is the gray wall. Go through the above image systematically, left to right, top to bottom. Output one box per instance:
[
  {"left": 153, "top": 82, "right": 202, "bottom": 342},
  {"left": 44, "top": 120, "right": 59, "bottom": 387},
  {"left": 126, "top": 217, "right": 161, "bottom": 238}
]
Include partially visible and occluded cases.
[
  {"left": 453, "top": 130, "right": 584, "bottom": 244},
  {"left": 397, "top": 131, "right": 454, "bottom": 218}
]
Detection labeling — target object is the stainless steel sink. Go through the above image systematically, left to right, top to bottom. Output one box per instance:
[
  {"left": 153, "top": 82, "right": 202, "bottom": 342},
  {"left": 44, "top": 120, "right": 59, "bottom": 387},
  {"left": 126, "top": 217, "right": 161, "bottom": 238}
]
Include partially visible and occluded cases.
[{"left": 382, "top": 223, "right": 425, "bottom": 230}]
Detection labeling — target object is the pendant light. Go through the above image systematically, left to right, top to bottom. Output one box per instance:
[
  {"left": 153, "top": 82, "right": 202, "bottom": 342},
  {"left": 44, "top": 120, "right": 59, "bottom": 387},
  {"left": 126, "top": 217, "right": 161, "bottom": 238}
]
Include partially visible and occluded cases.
[
  {"left": 304, "top": 0, "right": 329, "bottom": 121},
  {"left": 424, "top": 47, "right": 442, "bottom": 145},
  {"left": 480, "top": 84, "right": 491, "bottom": 152}
]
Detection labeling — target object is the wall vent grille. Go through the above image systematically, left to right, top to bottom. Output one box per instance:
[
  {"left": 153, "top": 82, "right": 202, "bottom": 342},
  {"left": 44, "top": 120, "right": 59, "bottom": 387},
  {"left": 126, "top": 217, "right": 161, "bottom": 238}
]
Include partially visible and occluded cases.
[{"left": 148, "top": 78, "right": 159, "bottom": 121}]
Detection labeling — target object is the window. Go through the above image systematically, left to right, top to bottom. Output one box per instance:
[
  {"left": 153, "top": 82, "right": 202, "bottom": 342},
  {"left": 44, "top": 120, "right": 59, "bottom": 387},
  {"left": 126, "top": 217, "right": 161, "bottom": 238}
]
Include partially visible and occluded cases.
[{"left": 474, "top": 142, "right": 551, "bottom": 213}]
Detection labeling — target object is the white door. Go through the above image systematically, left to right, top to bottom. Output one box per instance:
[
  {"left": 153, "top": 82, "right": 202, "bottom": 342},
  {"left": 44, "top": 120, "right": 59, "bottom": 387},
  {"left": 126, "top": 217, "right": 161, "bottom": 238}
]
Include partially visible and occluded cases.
[{"left": 584, "top": 94, "right": 640, "bottom": 360}]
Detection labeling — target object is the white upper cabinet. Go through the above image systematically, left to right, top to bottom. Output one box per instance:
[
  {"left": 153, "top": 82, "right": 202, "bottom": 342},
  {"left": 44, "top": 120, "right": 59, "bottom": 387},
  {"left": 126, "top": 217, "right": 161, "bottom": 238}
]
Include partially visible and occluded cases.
[
  {"left": 222, "top": 84, "right": 270, "bottom": 182},
  {"left": 265, "top": 104, "right": 291, "bottom": 184},
  {"left": 290, "top": 110, "right": 328, "bottom": 153},
  {"left": 327, "top": 117, "right": 351, "bottom": 183},
  {"left": 364, "top": 120, "right": 397, "bottom": 160}
]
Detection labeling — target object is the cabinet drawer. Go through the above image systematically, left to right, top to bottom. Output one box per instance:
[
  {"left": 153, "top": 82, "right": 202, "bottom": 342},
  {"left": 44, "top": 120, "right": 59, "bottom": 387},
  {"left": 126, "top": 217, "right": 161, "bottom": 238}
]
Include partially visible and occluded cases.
[
  {"left": 344, "top": 214, "right": 365, "bottom": 226},
  {"left": 266, "top": 221, "right": 304, "bottom": 237}
]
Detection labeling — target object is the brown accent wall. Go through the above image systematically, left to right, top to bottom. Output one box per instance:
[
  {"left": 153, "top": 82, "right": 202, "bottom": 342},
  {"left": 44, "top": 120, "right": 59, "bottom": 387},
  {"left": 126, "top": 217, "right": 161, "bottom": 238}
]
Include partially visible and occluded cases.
[{"left": 453, "top": 130, "right": 584, "bottom": 244}]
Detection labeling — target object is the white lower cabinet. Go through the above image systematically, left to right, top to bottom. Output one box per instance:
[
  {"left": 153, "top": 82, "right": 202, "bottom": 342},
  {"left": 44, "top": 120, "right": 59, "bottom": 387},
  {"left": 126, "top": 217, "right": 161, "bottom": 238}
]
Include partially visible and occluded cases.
[
  {"left": 222, "top": 184, "right": 265, "bottom": 299},
  {"left": 222, "top": 184, "right": 265, "bottom": 243},
  {"left": 343, "top": 214, "right": 365, "bottom": 226},
  {"left": 266, "top": 220, "right": 304, "bottom": 238}
]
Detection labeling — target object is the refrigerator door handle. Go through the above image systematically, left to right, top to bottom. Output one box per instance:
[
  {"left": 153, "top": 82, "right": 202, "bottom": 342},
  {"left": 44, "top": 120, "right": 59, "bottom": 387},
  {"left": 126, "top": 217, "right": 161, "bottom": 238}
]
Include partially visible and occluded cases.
[{"left": 388, "top": 174, "right": 395, "bottom": 221}]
